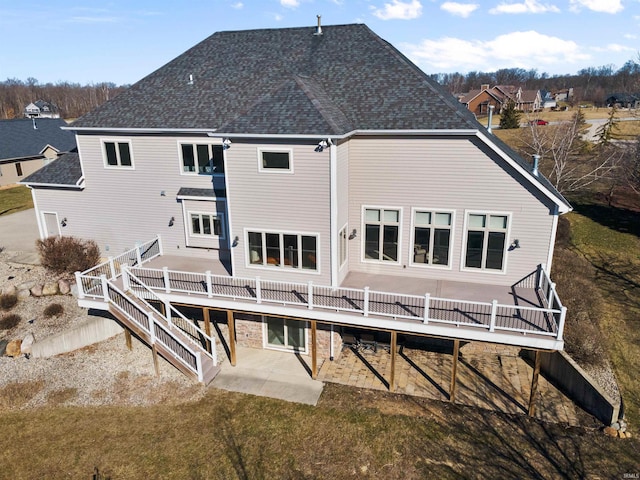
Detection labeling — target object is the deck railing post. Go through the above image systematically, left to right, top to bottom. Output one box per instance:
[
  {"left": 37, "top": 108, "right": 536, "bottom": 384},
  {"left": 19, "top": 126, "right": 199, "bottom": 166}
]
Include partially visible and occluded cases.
[
  {"left": 157, "top": 234, "right": 163, "bottom": 256},
  {"left": 136, "top": 245, "right": 143, "bottom": 266},
  {"left": 108, "top": 257, "right": 117, "bottom": 279},
  {"left": 121, "top": 263, "right": 130, "bottom": 291},
  {"left": 538, "top": 263, "right": 546, "bottom": 289},
  {"left": 163, "top": 266, "right": 170, "bottom": 293},
  {"left": 206, "top": 270, "right": 213, "bottom": 298},
  {"left": 74, "top": 271, "right": 85, "bottom": 300},
  {"left": 100, "top": 275, "right": 109, "bottom": 303},
  {"left": 255, "top": 277, "right": 262, "bottom": 303},
  {"left": 308, "top": 281, "right": 314, "bottom": 310},
  {"left": 548, "top": 281, "right": 556, "bottom": 307},
  {"left": 363, "top": 287, "right": 370, "bottom": 317},
  {"left": 423, "top": 293, "right": 430, "bottom": 324},
  {"left": 489, "top": 299, "right": 498, "bottom": 332},
  {"left": 164, "top": 300, "right": 173, "bottom": 328},
  {"left": 557, "top": 306, "right": 567, "bottom": 341},
  {"left": 148, "top": 313, "right": 156, "bottom": 342},
  {"left": 210, "top": 337, "right": 218, "bottom": 366},
  {"left": 196, "top": 352, "right": 203, "bottom": 382}
]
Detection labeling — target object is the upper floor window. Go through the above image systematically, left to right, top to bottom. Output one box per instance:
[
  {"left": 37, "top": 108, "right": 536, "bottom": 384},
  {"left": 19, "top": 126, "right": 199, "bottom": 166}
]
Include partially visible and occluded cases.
[
  {"left": 103, "top": 141, "right": 133, "bottom": 168},
  {"left": 181, "top": 144, "right": 224, "bottom": 175},
  {"left": 259, "top": 149, "right": 292, "bottom": 172},
  {"left": 15, "top": 162, "right": 23, "bottom": 177},
  {"left": 364, "top": 207, "right": 400, "bottom": 263},
  {"left": 412, "top": 210, "right": 453, "bottom": 267},
  {"left": 190, "top": 212, "right": 224, "bottom": 238},
  {"left": 464, "top": 213, "right": 509, "bottom": 271},
  {"left": 248, "top": 231, "right": 317, "bottom": 270}
]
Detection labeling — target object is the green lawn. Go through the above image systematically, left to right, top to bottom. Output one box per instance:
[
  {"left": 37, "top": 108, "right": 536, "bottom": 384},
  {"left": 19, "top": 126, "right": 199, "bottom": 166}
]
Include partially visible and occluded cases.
[{"left": 0, "top": 185, "right": 33, "bottom": 216}]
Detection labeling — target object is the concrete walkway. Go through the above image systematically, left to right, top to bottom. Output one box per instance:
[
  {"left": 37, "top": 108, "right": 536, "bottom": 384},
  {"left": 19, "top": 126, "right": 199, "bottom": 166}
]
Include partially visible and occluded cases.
[
  {"left": 0, "top": 208, "right": 40, "bottom": 263},
  {"left": 212, "top": 347, "right": 324, "bottom": 406}
]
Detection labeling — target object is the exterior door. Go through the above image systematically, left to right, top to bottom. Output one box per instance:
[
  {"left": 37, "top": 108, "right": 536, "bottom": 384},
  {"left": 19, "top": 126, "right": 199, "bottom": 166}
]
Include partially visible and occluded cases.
[
  {"left": 42, "top": 212, "right": 61, "bottom": 238},
  {"left": 265, "top": 316, "right": 306, "bottom": 352}
]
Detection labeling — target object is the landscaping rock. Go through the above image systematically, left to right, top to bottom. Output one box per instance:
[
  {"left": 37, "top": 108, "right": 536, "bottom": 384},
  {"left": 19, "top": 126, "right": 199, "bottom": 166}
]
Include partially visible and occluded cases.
[
  {"left": 58, "top": 279, "right": 71, "bottom": 295},
  {"left": 18, "top": 281, "right": 36, "bottom": 291},
  {"left": 42, "top": 282, "right": 59, "bottom": 296},
  {"left": 30, "top": 284, "right": 43, "bottom": 297},
  {"left": 2, "top": 285, "right": 17, "bottom": 296},
  {"left": 16, "top": 288, "right": 31, "bottom": 301},
  {"left": 21, "top": 333, "right": 35, "bottom": 354},
  {"left": 0, "top": 339, "right": 7, "bottom": 355},
  {"left": 5, "top": 339, "right": 23, "bottom": 357},
  {"left": 603, "top": 426, "right": 618, "bottom": 437},
  {"left": 618, "top": 431, "right": 626, "bottom": 439},
  {"left": 625, "top": 432, "right": 632, "bottom": 438}
]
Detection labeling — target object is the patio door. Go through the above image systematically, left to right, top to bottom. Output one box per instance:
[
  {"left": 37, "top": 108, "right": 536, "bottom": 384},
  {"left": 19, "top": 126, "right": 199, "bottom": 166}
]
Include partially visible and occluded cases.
[{"left": 265, "top": 316, "right": 306, "bottom": 352}]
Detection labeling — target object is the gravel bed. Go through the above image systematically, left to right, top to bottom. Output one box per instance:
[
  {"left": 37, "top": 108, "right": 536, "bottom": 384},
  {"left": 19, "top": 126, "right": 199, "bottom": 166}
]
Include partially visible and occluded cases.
[{"left": 0, "top": 252, "right": 207, "bottom": 410}]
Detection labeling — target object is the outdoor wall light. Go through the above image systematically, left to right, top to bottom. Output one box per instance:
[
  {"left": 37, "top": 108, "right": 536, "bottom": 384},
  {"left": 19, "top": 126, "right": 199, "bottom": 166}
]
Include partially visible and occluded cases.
[
  {"left": 222, "top": 138, "right": 232, "bottom": 150},
  {"left": 314, "top": 138, "right": 332, "bottom": 153},
  {"left": 160, "top": 190, "right": 166, "bottom": 196},
  {"left": 60, "top": 217, "right": 67, "bottom": 227},
  {"left": 168, "top": 217, "right": 175, "bottom": 227},
  {"left": 349, "top": 228, "right": 357, "bottom": 240},
  {"left": 232, "top": 235, "right": 239, "bottom": 247},
  {"left": 509, "top": 239, "right": 520, "bottom": 250}
]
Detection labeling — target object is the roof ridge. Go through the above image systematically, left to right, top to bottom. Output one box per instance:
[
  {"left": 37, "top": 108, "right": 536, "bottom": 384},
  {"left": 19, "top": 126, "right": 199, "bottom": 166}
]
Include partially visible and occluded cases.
[{"left": 293, "top": 75, "right": 352, "bottom": 135}]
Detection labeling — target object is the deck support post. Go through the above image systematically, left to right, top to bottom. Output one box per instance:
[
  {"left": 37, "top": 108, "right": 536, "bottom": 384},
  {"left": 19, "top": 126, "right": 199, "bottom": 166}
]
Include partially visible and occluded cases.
[
  {"left": 203, "top": 308, "right": 212, "bottom": 354},
  {"left": 227, "top": 310, "right": 236, "bottom": 366},
  {"left": 311, "top": 320, "right": 318, "bottom": 379},
  {"left": 124, "top": 329, "right": 132, "bottom": 351},
  {"left": 389, "top": 331, "right": 397, "bottom": 392},
  {"left": 450, "top": 339, "right": 460, "bottom": 403},
  {"left": 152, "top": 344, "right": 160, "bottom": 377},
  {"left": 528, "top": 349, "right": 541, "bottom": 417}
]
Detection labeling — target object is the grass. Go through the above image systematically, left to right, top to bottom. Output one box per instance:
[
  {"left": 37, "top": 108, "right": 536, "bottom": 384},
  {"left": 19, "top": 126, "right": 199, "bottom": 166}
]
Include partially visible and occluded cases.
[{"left": 0, "top": 184, "right": 33, "bottom": 216}]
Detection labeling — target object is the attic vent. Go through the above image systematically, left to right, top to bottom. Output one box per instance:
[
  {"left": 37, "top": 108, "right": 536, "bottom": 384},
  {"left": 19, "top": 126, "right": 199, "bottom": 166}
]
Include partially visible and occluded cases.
[
  {"left": 314, "top": 15, "right": 322, "bottom": 35},
  {"left": 188, "top": 74, "right": 194, "bottom": 85}
]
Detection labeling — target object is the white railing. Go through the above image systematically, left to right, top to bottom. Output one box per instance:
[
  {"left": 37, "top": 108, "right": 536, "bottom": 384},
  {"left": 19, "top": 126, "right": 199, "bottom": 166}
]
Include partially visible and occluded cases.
[{"left": 124, "top": 265, "right": 565, "bottom": 340}]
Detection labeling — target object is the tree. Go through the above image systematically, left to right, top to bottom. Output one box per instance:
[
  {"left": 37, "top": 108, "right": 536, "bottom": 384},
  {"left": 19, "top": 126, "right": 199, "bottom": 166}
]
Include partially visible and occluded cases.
[
  {"left": 499, "top": 100, "right": 521, "bottom": 129},
  {"left": 595, "top": 105, "right": 620, "bottom": 146}
]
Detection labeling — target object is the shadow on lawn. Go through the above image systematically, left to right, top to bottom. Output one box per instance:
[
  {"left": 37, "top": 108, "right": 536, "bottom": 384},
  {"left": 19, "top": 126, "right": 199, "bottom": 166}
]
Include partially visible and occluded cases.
[{"left": 570, "top": 199, "right": 640, "bottom": 238}]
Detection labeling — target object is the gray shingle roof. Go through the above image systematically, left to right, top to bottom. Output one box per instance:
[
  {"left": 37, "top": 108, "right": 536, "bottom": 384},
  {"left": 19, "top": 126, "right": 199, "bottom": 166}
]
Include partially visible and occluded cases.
[
  {"left": 71, "top": 24, "right": 479, "bottom": 133},
  {"left": 0, "top": 118, "right": 76, "bottom": 161},
  {"left": 21, "top": 152, "right": 83, "bottom": 187},
  {"left": 176, "top": 187, "right": 217, "bottom": 198}
]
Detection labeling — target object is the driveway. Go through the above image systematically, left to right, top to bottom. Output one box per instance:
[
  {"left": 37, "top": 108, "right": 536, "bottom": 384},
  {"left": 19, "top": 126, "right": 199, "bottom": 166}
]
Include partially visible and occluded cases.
[{"left": 0, "top": 208, "right": 40, "bottom": 259}]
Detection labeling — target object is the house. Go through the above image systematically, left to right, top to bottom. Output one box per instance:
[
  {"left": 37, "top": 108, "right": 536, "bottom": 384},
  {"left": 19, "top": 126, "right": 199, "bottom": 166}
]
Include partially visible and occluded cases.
[
  {"left": 22, "top": 21, "right": 571, "bottom": 396},
  {"left": 459, "top": 84, "right": 502, "bottom": 116},
  {"left": 460, "top": 84, "right": 542, "bottom": 114},
  {"left": 605, "top": 92, "right": 640, "bottom": 109},
  {"left": 24, "top": 100, "right": 60, "bottom": 118},
  {"left": 0, "top": 118, "right": 76, "bottom": 187}
]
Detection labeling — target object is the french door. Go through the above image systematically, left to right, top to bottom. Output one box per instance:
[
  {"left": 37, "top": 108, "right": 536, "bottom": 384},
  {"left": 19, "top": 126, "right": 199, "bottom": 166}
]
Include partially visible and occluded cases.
[{"left": 265, "top": 316, "right": 307, "bottom": 352}]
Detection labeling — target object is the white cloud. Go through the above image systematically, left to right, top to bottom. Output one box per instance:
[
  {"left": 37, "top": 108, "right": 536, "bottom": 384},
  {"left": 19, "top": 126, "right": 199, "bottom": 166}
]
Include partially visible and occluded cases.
[
  {"left": 280, "top": 0, "right": 300, "bottom": 8},
  {"left": 372, "top": 0, "right": 423, "bottom": 20},
  {"left": 489, "top": 0, "right": 560, "bottom": 14},
  {"left": 569, "top": 0, "right": 623, "bottom": 13},
  {"left": 231, "top": 2, "right": 244, "bottom": 9},
  {"left": 440, "top": 2, "right": 479, "bottom": 17},
  {"left": 69, "top": 16, "right": 118, "bottom": 23},
  {"left": 402, "top": 30, "right": 591, "bottom": 72},
  {"left": 623, "top": 33, "right": 637, "bottom": 40},
  {"left": 592, "top": 43, "right": 635, "bottom": 52}
]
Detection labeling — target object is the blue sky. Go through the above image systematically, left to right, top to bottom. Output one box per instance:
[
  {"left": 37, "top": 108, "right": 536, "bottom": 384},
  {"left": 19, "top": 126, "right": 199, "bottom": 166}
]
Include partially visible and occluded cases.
[{"left": 1, "top": 0, "right": 638, "bottom": 85}]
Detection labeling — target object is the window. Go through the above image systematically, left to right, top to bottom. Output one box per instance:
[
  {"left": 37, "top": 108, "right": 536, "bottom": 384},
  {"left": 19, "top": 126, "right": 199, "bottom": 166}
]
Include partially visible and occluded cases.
[
  {"left": 103, "top": 141, "right": 132, "bottom": 168},
  {"left": 180, "top": 144, "right": 224, "bottom": 174},
  {"left": 259, "top": 150, "right": 292, "bottom": 171},
  {"left": 15, "top": 162, "right": 23, "bottom": 177},
  {"left": 364, "top": 208, "right": 400, "bottom": 262},
  {"left": 412, "top": 210, "right": 452, "bottom": 266},
  {"left": 189, "top": 213, "right": 224, "bottom": 238},
  {"left": 464, "top": 213, "right": 509, "bottom": 271},
  {"left": 339, "top": 226, "right": 348, "bottom": 267},
  {"left": 248, "top": 231, "right": 317, "bottom": 270},
  {"left": 265, "top": 316, "right": 306, "bottom": 351}
]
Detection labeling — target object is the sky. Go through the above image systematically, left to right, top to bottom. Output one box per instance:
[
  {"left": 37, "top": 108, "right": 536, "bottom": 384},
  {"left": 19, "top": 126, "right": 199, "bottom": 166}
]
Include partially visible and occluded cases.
[{"left": 1, "top": 0, "right": 639, "bottom": 86}]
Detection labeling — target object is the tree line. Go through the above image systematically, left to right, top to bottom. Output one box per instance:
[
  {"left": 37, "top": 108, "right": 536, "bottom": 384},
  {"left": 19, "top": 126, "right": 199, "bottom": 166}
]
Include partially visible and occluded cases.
[
  {"left": 432, "top": 57, "right": 640, "bottom": 106},
  {"left": 0, "top": 78, "right": 128, "bottom": 120}
]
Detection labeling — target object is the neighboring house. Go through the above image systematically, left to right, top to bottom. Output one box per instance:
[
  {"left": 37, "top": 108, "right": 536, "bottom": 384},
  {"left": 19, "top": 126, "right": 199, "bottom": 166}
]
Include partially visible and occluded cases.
[
  {"left": 23, "top": 22, "right": 571, "bottom": 392},
  {"left": 459, "top": 84, "right": 502, "bottom": 116},
  {"left": 460, "top": 85, "right": 542, "bottom": 114},
  {"left": 553, "top": 88, "right": 574, "bottom": 103},
  {"left": 540, "top": 90, "right": 557, "bottom": 110},
  {"left": 605, "top": 92, "right": 640, "bottom": 108},
  {"left": 24, "top": 100, "right": 60, "bottom": 118},
  {"left": 0, "top": 118, "right": 76, "bottom": 187}
]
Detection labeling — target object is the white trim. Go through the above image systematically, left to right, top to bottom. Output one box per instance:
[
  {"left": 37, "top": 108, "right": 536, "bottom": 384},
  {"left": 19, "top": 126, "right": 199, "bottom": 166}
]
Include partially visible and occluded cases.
[
  {"left": 100, "top": 138, "right": 134, "bottom": 170},
  {"left": 176, "top": 140, "right": 225, "bottom": 176},
  {"left": 329, "top": 141, "right": 338, "bottom": 287},
  {"left": 223, "top": 147, "right": 235, "bottom": 275},
  {"left": 257, "top": 148, "right": 294, "bottom": 174},
  {"left": 30, "top": 187, "right": 45, "bottom": 239},
  {"left": 360, "top": 205, "right": 403, "bottom": 265},
  {"left": 547, "top": 205, "right": 559, "bottom": 271},
  {"left": 408, "top": 207, "right": 455, "bottom": 270},
  {"left": 460, "top": 210, "right": 512, "bottom": 275},
  {"left": 41, "top": 211, "right": 61, "bottom": 238},
  {"left": 186, "top": 211, "right": 226, "bottom": 240},
  {"left": 338, "top": 223, "right": 349, "bottom": 270},
  {"left": 244, "top": 228, "right": 321, "bottom": 275},
  {"left": 261, "top": 315, "right": 309, "bottom": 354}
]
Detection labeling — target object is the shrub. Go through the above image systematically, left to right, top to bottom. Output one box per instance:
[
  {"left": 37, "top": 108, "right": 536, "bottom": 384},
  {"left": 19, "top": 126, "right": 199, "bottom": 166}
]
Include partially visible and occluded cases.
[
  {"left": 37, "top": 236, "right": 100, "bottom": 276},
  {"left": 0, "top": 293, "right": 18, "bottom": 311},
  {"left": 43, "top": 303, "right": 64, "bottom": 318},
  {"left": 0, "top": 314, "right": 21, "bottom": 330}
]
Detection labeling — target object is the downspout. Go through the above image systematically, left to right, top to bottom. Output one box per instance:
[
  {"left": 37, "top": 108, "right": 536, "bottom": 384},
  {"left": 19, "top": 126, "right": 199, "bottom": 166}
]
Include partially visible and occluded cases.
[{"left": 330, "top": 140, "right": 338, "bottom": 287}]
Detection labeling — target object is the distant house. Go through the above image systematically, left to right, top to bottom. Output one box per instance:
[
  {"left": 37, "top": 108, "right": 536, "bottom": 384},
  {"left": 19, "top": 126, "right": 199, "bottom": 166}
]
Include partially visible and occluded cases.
[
  {"left": 459, "top": 84, "right": 502, "bottom": 116},
  {"left": 459, "top": 85, "right": 542, "bottom": 114},
  {"left": 553, "top": 88, "right": 573, "bottom": 103},
  {"left": 540, "top": 90, "right": 557, "bottom": 110},
  {"left": 605, "top": 93, "right": 640, "bottom": 109},
  {"left": 24, "top": 100, "right": 60, "bottom": 119},
  {"left": 0, "top": 118, "right": 76, "bottom": 187}
]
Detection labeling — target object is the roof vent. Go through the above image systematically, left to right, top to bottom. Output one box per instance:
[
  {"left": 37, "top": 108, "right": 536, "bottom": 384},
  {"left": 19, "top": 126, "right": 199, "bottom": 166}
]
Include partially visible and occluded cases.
[
  {"left": 314, "top": 15, "right": 322, "bottom": 35},
  {"left": 188, "top": 74, "right": 194, "bottom": 85},
  {"left": 532, "top": 154, "right": 540, "bottom": 176}
]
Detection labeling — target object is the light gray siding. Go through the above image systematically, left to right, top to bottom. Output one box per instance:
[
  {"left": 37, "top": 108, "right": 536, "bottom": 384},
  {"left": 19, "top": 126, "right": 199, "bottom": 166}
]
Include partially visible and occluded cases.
[
  {"left": 347, "top": 136, "right": 556, "bottom": 286},
  {"left": 225, "top": 140, "right": 332, "bottom": 284}
]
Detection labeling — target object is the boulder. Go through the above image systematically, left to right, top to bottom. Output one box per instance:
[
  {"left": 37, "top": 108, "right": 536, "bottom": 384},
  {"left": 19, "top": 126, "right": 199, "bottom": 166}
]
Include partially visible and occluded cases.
[
  {"left": 58, "top": 279, "right": 71, "bottom": 295},
  {"left": 18, "top": 280, "right": 36, "bottom": 291},
  {"left": 42, "top": 282, "right": 59, "bottom": 296},
  {"left": 30, "top": 284, "right": 43, "bottom": 297},
  {"left": 1, "top": 285, "right": 17, "bottom": 296},
  {"left": 16, "top": 288, "right": 31, "bottom": 301},
  {"left": 21, "top": 333, "right": 35, "bottom": 354},
  {"left": 0, "top": 339, "right": 7, "bottom": 356},
  {"left": 5, "top": 339, "right": 22, "bottom": 357},
  {"left": 603, "top": 426, "right": 618, "bottom": 438},
  {"left": 618, "top": 431, "right": 626, "bottom": 439}
]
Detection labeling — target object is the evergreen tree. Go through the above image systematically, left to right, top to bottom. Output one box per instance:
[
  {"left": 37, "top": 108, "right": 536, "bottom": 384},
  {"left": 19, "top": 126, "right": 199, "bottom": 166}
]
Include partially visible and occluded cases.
[
  {"left": 499, "top": 100, "right": 521, "bottom": 129},
  {"left": 595, "top": 105, "right": 620, "bottom": 146}
]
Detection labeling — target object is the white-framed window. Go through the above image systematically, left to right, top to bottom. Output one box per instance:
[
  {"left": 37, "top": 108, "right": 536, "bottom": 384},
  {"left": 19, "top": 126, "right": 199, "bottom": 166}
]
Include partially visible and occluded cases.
[
  {"left": 102, "top": 140, "right": 133, "bottom": 168},
  {"left": 180, "top": 143, "right": 224, "bottom": 175},
  {"left": 258, "top": 149, "right": 293, "bottom": 173},
  {"left": 15, "top": 162, "right": 23, "bottom": 177},
  {"left": 363, "top": 207, "right": 401, "bottom": 263},
  {"left": 411, "top": 209, "right": 454, "bottom": 267},
  {"left": 189, "top": 212, "right": 224, "bottom": 239},
  {"left": 463, "top": 212, "right": 510, "bottom": 272},
  {"left": 338, "top": 225, "right": 348, "bottom": 267},
  {"left": 247, "top": 230, "right": 317, "bottom": 270},
  {"left": 263, "top": 316, "right": 307, "bottom": 353}
]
